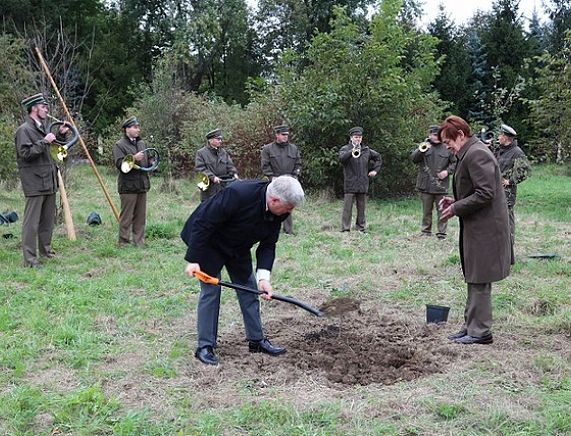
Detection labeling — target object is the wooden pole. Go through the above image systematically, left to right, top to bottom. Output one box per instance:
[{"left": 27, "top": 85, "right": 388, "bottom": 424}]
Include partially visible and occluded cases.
[
  {"left": 34, "top": 47, "right": 120, "bottom": 222},
  {"left": 57, "top": 169, "right": 76, "bottom": 240}
]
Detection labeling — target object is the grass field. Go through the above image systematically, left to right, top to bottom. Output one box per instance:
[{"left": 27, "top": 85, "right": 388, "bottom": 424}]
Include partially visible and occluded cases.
[{"left": 0, "top": 163, "right": 569, "bottom": 435}]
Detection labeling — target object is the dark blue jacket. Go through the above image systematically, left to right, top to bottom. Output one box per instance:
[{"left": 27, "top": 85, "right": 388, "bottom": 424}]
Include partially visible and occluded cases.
[{"left": 181, "top": 180, "right": 287, "bottom": 281}]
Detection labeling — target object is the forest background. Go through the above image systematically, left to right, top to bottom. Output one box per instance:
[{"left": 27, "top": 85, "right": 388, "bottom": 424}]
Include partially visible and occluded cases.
[{"left": 1, "top": 0, "right": 570, "bottom": 195}]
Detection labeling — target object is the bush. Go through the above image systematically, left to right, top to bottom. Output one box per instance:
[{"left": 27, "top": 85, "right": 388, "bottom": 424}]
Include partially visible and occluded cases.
[
  {"left": 275, "top": 3, "right": 443, "bottom": 196},
  {"left": 0, "top": 116, "right": 19, "bottom": 189}
]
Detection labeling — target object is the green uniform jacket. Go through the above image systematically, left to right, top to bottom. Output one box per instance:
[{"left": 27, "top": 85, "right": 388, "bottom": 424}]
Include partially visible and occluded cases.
[
  {"left": 14, "top": 116, "right": 58, "bottom": 197},
  {"left": 112, "top": 136, "right": 150, "bottom": 194},
  {"left": 453, "top": 136, "right": 511, "bottom": 284},
  {"left": 410, "top": 140, "right": 456, "bottom": 194},
  {"left": 494, "top": 140, "right": 530, "bottom": 208},
  {"left": 261, "top": 141, "right": 302, "bottom": 178},
  {"left": 339, "top": 143, "right": 382, "bottom": 194},
  {"left": 195, "top": 145, "right": 238, "bottom": 201}
]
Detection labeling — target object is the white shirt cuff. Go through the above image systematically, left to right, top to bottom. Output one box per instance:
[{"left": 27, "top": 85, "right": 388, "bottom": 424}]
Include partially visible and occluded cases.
[{"left": 256, "top": 269, "right": 271, "bottom": 283}]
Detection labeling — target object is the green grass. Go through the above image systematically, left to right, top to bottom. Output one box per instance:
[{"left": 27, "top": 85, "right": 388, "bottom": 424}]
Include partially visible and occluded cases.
[{"left": 0, "top": 163, "right": 569, "bottom": 434}]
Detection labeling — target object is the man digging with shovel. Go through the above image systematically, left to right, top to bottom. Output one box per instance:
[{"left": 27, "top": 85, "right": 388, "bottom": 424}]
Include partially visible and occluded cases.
[{"left": 181, "top": 176, "right": 305, "bottom": 365}]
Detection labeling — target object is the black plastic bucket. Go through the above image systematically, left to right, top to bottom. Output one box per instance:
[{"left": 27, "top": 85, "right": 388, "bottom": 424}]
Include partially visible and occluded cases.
[{"left": 426, "top": 304, "right": 450, "bottom": 323}]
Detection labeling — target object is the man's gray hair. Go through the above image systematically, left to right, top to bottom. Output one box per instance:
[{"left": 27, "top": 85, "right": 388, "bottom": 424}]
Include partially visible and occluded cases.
[{"left": 267, "top": 176, "right": 305, "bottom": 206}]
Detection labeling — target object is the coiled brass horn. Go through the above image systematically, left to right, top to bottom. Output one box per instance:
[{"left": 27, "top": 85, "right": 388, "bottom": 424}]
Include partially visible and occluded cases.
[
  {"left": 47, "top": 115, "right": 80, "bottom": 162},
  {"left": 478, "top": 129, "right": 494, "bottom": 145},
  {"left": 418, "top": 142, "right": 431, "bottom": 153},
  {"left": 120, "top": 148, "right": 160, "bottom": 173},
  {"left": 195, "top": 172, "right": 237, "bottom": 191}
]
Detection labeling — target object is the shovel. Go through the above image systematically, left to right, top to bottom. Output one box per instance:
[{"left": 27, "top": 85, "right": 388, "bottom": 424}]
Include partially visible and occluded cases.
[{"left": 193, "top": 270, "right": 324, "bottom": 317}]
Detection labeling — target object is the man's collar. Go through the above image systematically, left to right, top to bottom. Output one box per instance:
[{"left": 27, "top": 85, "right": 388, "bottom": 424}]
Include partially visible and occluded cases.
[{"left": 28, "top": 115, "right": 42, "bottom": 128}]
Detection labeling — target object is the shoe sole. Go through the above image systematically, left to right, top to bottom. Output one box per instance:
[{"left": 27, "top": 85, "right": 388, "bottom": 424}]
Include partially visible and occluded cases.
[
  {"left": 447, "top": 332, "right": 468, "bottom": 340},
  {"left": 454, "top": 338, "right": 494, "bottom": 345},
  {"left": 249, "top": 348, "right": 287, "bottom": 356}
]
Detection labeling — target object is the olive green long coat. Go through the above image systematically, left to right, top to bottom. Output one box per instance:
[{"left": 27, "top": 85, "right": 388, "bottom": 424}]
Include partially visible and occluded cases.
[{"left": 452, "top": 136, "right": 511, "bottom": 284}]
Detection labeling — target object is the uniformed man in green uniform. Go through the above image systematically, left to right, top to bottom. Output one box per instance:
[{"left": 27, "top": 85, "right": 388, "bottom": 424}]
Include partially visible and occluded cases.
[
  {"left": 15, "top": 93, "right": 66, "bottom": 268},
  {"left": 112, "top": 116, "right": 151, "bottom": 247},
  {"left": 494, "top": 124, "right": 531, "bottom": 263},
  {"left": 261, "top": 125, "right": 302, "bottom": 234},
  {"left": 410, "top": 125, "right": 456, "bottom": 239},
  {"left": 339, "top": 127, "right": 382, "bottom": 232},
  {"left": 195, "top": 129, "right": 239, "bottom": 202}
]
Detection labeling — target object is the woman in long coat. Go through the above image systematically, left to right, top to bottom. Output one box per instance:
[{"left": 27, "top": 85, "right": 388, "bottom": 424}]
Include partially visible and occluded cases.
[{"left": 438, "top": 116, "right": 511, "bottom": 345}]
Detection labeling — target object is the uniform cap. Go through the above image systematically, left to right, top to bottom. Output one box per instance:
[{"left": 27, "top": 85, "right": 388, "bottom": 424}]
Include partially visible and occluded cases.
[
  {"left": 21, "top": 93, "right": 48, "bottom": 111},
  {"left": 122, "top": 116, "right": 140, "bottom": 129},
  {"left": 274, "top": 124, "right": 290, "bottom": 134},
  {"left": 500, "top": 124, "right": 517, "bottom": 137},
  {"left": 349, "top": 126, "right": 364, "bottom": 136},
  {"left": 206, "top": 129, "right": 222, "bottom": 140},
  {"left": 86, "top": 211, "right": 102, "bottom": 226}
]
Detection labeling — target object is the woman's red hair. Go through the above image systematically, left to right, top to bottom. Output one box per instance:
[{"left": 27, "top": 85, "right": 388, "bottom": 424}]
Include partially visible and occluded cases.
[{"left": 438, "top": 115, "right": 471, "bottom": 142}]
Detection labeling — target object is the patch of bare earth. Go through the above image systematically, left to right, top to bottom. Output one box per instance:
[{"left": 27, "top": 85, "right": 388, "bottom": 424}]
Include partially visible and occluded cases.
[
  {"left": 94, "top": 296, "right": 570, "bottom": 421},
  {"left": 218, "top": 297, "right": 458, "bottom": 386},
  {"left": 100, "top": 298, "right": 460, "bottom": 412},
  {"left": 25, "top": 365, "right": 81, "bottom": 393}
]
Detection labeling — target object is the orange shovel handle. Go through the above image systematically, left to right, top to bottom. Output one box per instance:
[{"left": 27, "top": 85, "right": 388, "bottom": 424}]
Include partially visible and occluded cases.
[{"left": 193, "top": 270, "right": 220, "bottom": 285}]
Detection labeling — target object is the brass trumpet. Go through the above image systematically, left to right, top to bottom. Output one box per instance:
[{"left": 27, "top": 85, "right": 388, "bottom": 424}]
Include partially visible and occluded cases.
[
  {"left": 46, "top": 114, "right": 80, "bottom": 162},
  {"left": 418, "top": 141, "right": 431, "bottom": 153},
  {"left": 351, "top": 144, "right": 361, "bottom": 158},
  {"left": 121, "top": 148, "right": 160, "bottom": 173},
  {"left": 195, "top": 173, "right": 210, "bottom": 191}
]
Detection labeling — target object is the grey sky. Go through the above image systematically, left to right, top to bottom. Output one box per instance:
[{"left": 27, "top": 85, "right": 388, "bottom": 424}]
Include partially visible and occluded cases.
[{"left": 246, "top": 1, "right": 548, "bottom": 26}]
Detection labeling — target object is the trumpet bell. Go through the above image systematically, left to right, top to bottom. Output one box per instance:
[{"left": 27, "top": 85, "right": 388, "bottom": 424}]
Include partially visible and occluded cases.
[
  {"left": 47, "top": 121, "right": 79, "bottom": 162},
  {"left": 418, "top": 142, "right": 431, "bottom": 152},
  {"left": 49, "top": 144, "right": 68, "bottom": 162},
  {"left": 120, "top": 148, "right": 160, "bottom": 173},
  {"left": 121, "top": 154, "right": 135, "bottom": 173},
  {"left": 195, "top": 173, "right": 210, "bottom": 191}
]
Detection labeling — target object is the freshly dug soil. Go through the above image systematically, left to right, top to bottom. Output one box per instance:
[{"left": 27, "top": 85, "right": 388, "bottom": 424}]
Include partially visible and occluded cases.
[{"left": 219, "top": 297, "right": 458, "bottom": 386}]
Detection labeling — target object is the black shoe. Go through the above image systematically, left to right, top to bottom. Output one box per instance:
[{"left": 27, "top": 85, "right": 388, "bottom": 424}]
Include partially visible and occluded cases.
[
  {"left": 340, "top": 229, "right": 350, "bottom": 232},
  {"left": 437, "top": 235, "right": 446, "bottom": 240},
  {"left": 447, "top": 330, "right": 467, "bottom": 340},
  {"left": 454, "top": 334, "right": 493, "bottom": 345},
  {"left": 248, "top": 338, "right": 286, "bottom": 355},
  {"left": 195, "top": 346, "right": 218, "bottom": 365}
]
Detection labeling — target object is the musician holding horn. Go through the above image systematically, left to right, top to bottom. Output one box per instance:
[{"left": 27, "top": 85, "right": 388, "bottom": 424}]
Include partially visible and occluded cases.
[
  {"left": 15, "top": 93, "right": 69, "bottom": 268},
  {"left": 112, "top": 116, "right": 152, "bottom": 247},
  {"left": 261, "top": 124, "right": 302, "bottom": 235},
  {"left": 494, "top": 124, "right": 531, "bottom": 264},
  {"left": 410, "top": 125, "right": 456, "bottom": 239},
  {"left": 339, "top": 126, "right": 382, "bottom": 233},
  {"left": 195, "top": 129, "right": 239, "bottom": 202}
]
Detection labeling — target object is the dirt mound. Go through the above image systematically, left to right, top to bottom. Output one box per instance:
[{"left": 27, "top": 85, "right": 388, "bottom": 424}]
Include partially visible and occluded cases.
[
  {"left": 319, "top": 296, "right": 361, "bottom": 316},
  {"left": 220, "top": 297, "right": 458, "bottom": 386}
]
